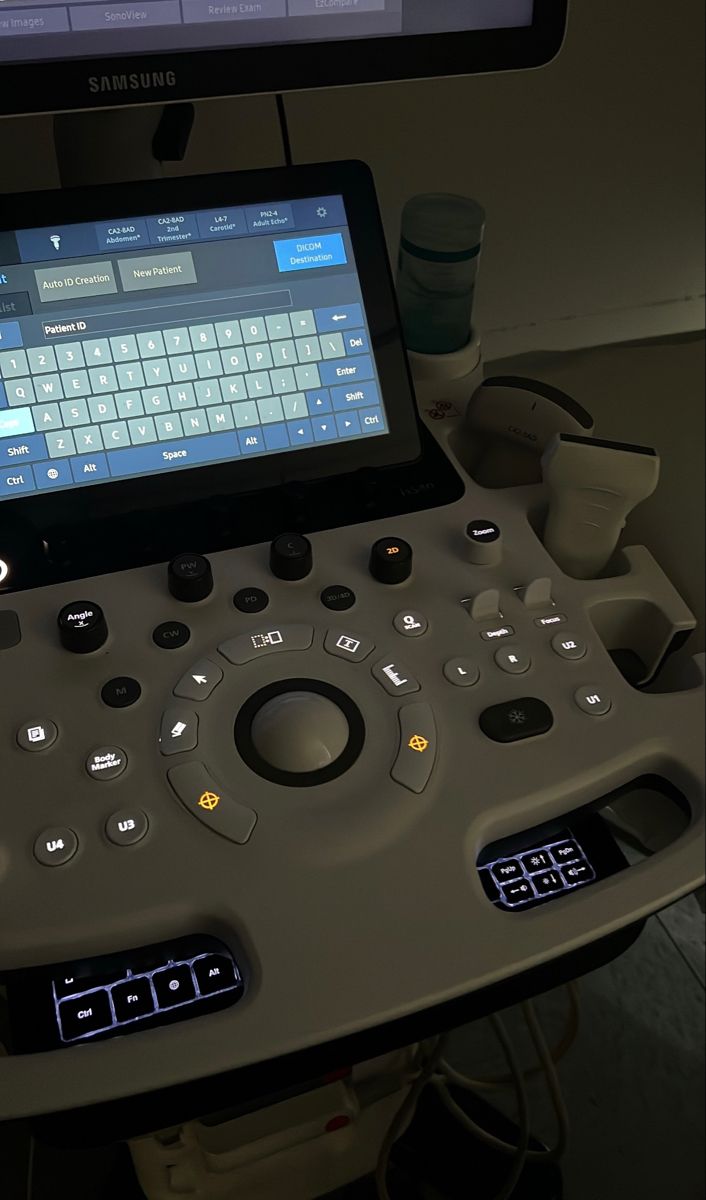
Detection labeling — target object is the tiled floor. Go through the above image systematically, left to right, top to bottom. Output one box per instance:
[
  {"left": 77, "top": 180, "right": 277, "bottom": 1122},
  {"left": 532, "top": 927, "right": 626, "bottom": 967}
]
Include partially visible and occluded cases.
[{"left": 442, "top": 896, "right": 705, "bottom": 1200}]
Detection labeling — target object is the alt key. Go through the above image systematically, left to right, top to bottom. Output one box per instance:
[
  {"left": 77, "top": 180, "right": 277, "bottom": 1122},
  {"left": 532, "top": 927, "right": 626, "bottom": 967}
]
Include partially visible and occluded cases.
[{"left": 193, "top": 954, "right": 238, "bottom": 996}]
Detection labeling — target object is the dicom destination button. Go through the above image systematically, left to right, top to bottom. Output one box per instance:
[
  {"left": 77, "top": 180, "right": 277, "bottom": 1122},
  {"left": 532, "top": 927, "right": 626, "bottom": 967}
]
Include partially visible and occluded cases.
[
  {"left": 274, "top": 233, "right": 347, "bottom": 273},
  {"left": 118, "top": 251, "right": 197, "bottom": 292},
  {"left": 35, "top": 261, "right": 118, "bottom": 302}
]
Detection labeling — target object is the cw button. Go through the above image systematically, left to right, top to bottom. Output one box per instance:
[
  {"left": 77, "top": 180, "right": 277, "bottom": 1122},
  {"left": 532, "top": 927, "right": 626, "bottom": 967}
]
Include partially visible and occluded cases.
[{"left": 392, "top": 704, "right": 437, "bottom": 794}]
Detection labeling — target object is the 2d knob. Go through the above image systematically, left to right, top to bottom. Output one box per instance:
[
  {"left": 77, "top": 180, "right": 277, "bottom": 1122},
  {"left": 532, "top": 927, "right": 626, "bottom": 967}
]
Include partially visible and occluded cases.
[
  {"left": 270, "top": 533, "right": 313, "bottom": 581},
  {"left": 369, "top": 537, "right": 413, "bottom": 585},
  {"left": 168, "top": 553, "right": 213, "bottom": 603},
  {"left": 58, "top": 601, "right": 108, "bottom": 654}
]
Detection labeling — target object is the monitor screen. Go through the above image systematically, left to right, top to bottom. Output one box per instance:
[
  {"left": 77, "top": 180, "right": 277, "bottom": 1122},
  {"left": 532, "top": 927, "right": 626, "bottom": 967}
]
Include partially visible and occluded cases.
[
  {"left": 0, "top": 1, "right": 567, "bottom": 116},
  {"left": 0, "top": 191, "right": 390, "bottom": 505}
]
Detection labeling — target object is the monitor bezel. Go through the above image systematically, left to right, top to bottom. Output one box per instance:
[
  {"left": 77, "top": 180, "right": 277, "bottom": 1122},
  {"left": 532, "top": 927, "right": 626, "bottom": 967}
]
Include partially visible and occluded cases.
[
  {"left": 0, "top": 1, "right": 568, "bottom": 118},
  {"left": 0, "top": 158, "right": 421, "bottom": 527}
]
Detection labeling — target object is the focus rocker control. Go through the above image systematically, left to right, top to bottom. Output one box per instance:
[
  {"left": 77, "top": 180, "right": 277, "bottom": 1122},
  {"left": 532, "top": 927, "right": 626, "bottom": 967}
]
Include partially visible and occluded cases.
[
  {"left": 270, "top": 533, "right": 313, "bottom": 581},
  {"left": 369, "top": 537, "right": 413, "bottom": 585},
  {"left": 168, "top": 553, "right": 214, "bottom": 603},
  {"left": 57, "top": 601, "right": 108, "bottom": 654}
]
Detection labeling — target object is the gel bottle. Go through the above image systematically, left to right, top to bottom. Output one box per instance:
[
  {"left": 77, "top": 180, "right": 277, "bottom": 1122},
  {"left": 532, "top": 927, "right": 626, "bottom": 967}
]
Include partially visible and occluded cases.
[{"left": 396, "top": 193, "right": 485, "bottom": 355}]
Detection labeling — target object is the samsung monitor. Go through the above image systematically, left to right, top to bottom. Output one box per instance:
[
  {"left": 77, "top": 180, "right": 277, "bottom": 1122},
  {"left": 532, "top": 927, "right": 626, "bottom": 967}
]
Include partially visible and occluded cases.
[{"left": 1, "top": 1, "right": 568, "bottom": 118}]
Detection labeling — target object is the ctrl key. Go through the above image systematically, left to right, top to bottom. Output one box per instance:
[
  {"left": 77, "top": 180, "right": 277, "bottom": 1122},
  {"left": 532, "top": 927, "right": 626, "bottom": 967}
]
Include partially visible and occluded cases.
[{"left": 59, "top": 990, "right": 112, "bottom": 1041}]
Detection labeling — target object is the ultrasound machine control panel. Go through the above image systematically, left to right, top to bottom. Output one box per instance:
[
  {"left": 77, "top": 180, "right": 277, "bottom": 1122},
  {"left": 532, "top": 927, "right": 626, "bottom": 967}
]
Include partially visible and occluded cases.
[{"left": 0, "top": 162, "right": 703, "bottom": 1124}]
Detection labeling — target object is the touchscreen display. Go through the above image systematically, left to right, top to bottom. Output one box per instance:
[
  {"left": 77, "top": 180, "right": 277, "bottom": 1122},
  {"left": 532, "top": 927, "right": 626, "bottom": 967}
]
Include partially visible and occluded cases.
[{"left": 0, "top": 194, "right": 388, "bottom": 502}]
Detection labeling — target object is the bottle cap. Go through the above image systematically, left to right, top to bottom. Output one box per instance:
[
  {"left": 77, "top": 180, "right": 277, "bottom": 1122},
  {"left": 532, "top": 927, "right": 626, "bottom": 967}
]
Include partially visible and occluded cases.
[{"left": 401, "top": 193, "right": 485, "bottom": 258}]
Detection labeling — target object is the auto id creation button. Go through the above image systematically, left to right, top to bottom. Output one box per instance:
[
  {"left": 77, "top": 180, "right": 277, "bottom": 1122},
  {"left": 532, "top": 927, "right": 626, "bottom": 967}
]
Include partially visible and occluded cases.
[{"left": 35, "top": 261, "right": 118, "bottom": 302}]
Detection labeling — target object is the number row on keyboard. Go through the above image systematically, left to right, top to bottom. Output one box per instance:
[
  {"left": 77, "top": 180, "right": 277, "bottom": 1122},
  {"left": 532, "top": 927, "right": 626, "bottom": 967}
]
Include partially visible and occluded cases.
[{"left": 0, "top": 330, "right": 353, "bottom": 384}]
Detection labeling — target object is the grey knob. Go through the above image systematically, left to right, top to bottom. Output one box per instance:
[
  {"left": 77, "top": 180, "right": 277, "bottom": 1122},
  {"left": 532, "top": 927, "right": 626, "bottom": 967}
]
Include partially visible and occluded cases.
[{"left": 250, "top": 691, "right": 350, "bottom": 774}]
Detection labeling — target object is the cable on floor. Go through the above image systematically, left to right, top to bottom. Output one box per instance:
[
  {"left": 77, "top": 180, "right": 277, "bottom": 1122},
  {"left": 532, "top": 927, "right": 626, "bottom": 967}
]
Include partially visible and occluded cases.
[{"left": 375, "top": 989, "right": 573, "bottom": 1200}]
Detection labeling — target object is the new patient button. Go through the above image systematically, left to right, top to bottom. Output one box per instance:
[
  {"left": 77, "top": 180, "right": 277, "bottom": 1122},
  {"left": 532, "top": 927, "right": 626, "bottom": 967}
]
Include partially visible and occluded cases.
[
  {"left": 118, "top": 252, "right": 197, "bottom": 292},
  {"left": 35, "top": 261, "right": 118, "bottom": 302}
]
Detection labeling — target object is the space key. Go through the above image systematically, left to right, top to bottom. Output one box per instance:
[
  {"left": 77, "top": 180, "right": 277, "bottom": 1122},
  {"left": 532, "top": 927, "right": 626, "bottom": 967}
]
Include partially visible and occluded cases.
[
  {"left": 107, "top": 431, "right": 240, "bottom": 479},
  {"left": 168, "top": 762, "right": 256, "bottom": 845}
]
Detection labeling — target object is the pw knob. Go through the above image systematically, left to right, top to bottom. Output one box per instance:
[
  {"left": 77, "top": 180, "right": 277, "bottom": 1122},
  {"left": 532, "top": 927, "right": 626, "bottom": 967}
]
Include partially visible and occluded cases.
[
  {"left": 270, "top": 533, "right": 313, "bottom": 582},
  {"left": 369, "top": 537, "right": 413, "bottom": 585},
  {"left": 168, "top": 553, "right": 214, "bottom": 603},
  {"left": 58, "top": 601, "right": 108, "bottom": 654}
]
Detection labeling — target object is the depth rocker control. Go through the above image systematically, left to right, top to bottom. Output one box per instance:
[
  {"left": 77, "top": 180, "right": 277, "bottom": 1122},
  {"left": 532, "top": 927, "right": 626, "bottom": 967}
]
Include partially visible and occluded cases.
[
  {"left": 168, "top": 553, "right": 214, "bottom": 603},
  {"left": 57, "top": 601, "right": 108, "bottom": 654}
]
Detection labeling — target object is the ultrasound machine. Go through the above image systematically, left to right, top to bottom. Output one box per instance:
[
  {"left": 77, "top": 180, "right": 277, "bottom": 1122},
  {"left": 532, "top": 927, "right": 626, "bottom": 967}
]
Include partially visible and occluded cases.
[{"left": 0, "top": 3, "right": 703, "bottom": 1198}]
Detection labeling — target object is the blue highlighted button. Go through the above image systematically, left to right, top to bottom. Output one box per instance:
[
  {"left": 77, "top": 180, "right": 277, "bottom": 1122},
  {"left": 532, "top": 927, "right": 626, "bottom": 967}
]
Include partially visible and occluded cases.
[
  {"left": 274, "top": 233, "right": 347, "bottom": 274},
  {"left": 315, "top": 304, "right": 363, "bottom": 333},
  {"left": 0, "top": 321, "right": 22, "bottom": 350},
  {"left": 344, "top": 330, "right": 369, "bottom": 355},
  {"left": 320, "top": 355, "right": 375, "bottom": 388},
  {"left": 330, "top": 381, "right": 381, "bottom": 411},
  {"left": 0, "top": 407, "right": 34, "bottom": 438},
  {"left": 358, "top": 407, "right": 386, "bottom": 434},
  {"left": 336, "top": 411, "right": 361, "bottom": 437},
  {"left": 312, "top": 417, "right": 337, "bottom": 442},
  {"left": 287, "top": 419, "right": 314, "bottom": 446},
  {"left": 263, "top": 423, "right": 290, "bottom": 452},
  {"left": 239, "top": 428, "right": 266, "bottom": 455},
  {"left": 0, "top": 432, "right": 46, "bottom": 466},
  {"left": 70, "top": 454, "right": 110, "bottom": 484},
  {"left": 34, "top": 459, "right": 73, "bottom": 490},
  {"left": 1, "top": 465, "right": 35, "bottom": 496}
]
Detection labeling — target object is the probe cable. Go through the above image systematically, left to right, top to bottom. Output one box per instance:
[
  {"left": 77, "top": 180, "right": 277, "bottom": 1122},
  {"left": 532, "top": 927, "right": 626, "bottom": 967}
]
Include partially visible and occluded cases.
[{"left": 375, "top": 987, "right": 573, "bottom": 1199}]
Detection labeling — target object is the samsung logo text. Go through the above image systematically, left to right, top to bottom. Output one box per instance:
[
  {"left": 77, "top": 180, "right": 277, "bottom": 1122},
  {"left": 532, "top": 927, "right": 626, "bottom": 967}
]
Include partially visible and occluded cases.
[{"left": 88, "top": 70, "right": 177, "bottom": 95}]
